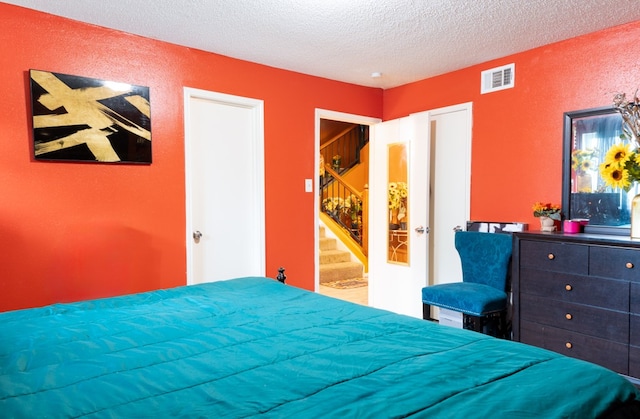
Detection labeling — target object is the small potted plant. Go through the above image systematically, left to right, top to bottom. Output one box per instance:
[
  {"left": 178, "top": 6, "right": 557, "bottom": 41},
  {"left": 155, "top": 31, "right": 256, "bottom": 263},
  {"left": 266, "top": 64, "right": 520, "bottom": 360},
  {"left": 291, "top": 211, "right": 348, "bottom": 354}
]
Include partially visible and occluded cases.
[
  {"left": 332, "top": 154, "right": 342, "bottom": 171},
  {"left": 532, "top": 202, "right": 561, "bottom": 232}
]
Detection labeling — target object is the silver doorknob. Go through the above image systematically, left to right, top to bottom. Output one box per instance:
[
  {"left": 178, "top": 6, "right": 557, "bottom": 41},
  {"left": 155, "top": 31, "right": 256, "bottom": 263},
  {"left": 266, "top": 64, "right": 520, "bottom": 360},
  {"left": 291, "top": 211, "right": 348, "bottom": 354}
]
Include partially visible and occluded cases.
[
  {"left": 415, "top": 226, "right": 428, "bottom": 234},
  {"left": 193, "top": 231, "right": 203, "bottom": 242}
]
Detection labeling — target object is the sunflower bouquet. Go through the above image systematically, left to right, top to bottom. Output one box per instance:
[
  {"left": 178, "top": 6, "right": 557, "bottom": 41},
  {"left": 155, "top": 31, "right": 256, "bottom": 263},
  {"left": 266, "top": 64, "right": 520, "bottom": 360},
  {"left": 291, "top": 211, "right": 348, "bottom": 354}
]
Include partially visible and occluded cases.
[
  {"left": 599, "top": 91, "right": 640, "bottom": 191},
  {"left": 599, "top": 144, "right": 640, "bottom": 191},
  {"left": 571, "top": 148, "right": 597, "bottom": 174},
  {"left": 389, "top": 181, "right": 408, "bottom": 222},
  {"left": 388, "top": 182, "right": 407, "bottom": 209},
  {"left": 342, "top": 194, "right": 362, "bottom": 222}
]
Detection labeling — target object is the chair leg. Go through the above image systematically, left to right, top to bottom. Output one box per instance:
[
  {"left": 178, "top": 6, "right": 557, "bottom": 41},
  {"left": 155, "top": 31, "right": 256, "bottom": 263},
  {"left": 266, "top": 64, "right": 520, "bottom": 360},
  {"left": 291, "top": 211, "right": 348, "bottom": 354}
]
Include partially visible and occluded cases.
[
  {"left": 422, "top": 303, "right": 434, "bottom": 321},
  {"left": 499, "top": 310, "right": 510, "bottom": 340},
  {"left": 463, "top": 312, "right": 509, "bottom": 338},
  {"left": 463, "top": 314, "right": 482, "bottom": 332}
]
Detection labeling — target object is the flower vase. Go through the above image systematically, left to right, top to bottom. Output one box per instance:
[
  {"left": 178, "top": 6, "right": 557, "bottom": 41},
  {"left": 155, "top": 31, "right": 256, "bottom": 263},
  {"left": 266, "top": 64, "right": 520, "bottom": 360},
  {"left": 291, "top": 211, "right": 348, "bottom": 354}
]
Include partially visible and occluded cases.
[
  {"left": 576, "top": 172, "right": 592, "bottom": 193},
  {"left": 631, "top": 194, "right": 640, "bottom": 239},
  {"left": 389, "top": 209, "right": 400, "bottom": 230},
  {"left": 539, "top": 216, "right": 556, "bottom": 232}
]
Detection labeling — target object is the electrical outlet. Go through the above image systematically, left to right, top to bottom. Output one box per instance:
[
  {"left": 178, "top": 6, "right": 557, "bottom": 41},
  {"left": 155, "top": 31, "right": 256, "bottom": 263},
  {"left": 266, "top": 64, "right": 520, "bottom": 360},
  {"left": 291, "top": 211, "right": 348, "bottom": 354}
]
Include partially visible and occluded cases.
[{"left": 305, "top": 178, "right": 313, "bottom": 192}]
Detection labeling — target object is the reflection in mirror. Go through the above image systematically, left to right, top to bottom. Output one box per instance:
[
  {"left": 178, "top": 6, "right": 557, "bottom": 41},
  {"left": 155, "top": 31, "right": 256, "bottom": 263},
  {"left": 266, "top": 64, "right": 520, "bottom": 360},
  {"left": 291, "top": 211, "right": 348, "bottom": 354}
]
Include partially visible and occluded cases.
[
  {"left": 562, "top": 107, "right": 638, "bottom": 234},
  {"left": 388, "top": 143, "right": 409, "bottom": 264}
]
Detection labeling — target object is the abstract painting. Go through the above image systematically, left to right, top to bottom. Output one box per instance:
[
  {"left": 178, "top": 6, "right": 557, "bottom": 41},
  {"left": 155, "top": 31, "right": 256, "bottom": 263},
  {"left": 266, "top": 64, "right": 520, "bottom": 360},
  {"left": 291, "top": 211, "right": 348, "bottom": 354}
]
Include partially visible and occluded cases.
[{"left": 29, "top": 70, "right": 151, "bottom": 163}]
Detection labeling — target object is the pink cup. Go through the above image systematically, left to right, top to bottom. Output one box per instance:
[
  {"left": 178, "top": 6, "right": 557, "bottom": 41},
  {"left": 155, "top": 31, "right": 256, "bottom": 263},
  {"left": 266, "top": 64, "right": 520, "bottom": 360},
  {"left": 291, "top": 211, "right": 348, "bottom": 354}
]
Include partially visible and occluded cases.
[{"left": 563, "top": 220, "right": 581, "bottom": 233}]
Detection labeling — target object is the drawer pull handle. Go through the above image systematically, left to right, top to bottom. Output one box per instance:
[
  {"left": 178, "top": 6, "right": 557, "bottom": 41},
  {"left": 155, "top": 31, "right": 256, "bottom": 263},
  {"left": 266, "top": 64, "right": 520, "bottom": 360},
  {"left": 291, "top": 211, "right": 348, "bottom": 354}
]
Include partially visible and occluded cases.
[
  {"left": 547, "top": 253, "right": 555, "bottom": 260},
  {"left": 626, "top": 262, "right": 634, "bottom": 269},
  {"left": 565, "top": 284, "right": 572, "bottom": 291},
  {"left": 565, "top": 313, "right": 573, "bottom": 320},
  {"left": 565, "top": 342, "right": 573, "bottom": 349}
]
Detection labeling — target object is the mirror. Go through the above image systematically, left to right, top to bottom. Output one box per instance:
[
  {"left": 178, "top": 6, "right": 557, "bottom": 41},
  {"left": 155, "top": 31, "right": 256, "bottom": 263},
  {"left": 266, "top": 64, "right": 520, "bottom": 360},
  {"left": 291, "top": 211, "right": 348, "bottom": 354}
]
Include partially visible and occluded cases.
[
  {"left": 562, "top": 106, "right": 638, "bottom": 235},
  {"left": 388, "top": 143, "right": 409, "bottom": 264}
]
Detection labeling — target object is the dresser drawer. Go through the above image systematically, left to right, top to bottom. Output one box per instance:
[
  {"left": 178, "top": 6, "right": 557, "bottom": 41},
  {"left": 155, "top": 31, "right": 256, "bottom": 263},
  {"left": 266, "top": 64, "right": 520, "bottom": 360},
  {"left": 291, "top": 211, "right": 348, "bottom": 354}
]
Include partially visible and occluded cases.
[
  {"left": 519, "top": 240, "right": 588, "bottom": 275},
  {"left": 590, "top": 246, "right": 640, "bottom": 282},
  {"left": 520, "top": 268, "right": 628, "bottom": 311},
  {"left": 632, "top": 283, "right": 640, "bottom": 315},
  {"left": 520, "top": 294, "right": 629, "bottom": 343},
  {"left": 631, "top": 315, "right": 640, "bottom": 347},
  {"left": 520, "top": 320, "right": 629, "bottom": 375},
  {"left": 631, "top": 345, "right": 640, "bottom": 378}
]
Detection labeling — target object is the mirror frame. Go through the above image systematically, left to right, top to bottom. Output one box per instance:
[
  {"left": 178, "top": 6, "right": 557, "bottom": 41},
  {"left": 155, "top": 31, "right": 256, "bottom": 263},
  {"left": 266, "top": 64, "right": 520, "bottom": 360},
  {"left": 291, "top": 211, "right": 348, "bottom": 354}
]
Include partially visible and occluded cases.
[{"left": 561, "top": 106, "right": 630, "bottom": 235}]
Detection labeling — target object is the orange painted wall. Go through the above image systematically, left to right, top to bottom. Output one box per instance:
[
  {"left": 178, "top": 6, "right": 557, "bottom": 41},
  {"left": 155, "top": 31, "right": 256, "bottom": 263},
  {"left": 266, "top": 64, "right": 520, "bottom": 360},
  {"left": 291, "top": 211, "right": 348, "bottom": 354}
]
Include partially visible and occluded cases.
[
  {"left": 2, "top": 2, "right": 639, "bottom": 312},
  {"left": 0, "top": 3, "right": 382, "bottom": 311},
  {"left": 384, "top": 20, "right": 640, "bottom": 229}
]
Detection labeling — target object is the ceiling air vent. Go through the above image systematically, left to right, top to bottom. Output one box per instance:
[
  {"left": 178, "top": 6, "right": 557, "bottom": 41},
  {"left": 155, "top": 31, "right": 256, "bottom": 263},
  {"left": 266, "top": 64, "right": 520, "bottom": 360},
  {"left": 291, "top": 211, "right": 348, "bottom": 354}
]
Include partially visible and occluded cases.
[{"left": 481, "top": 63, "right": 515, "bottom": 94}]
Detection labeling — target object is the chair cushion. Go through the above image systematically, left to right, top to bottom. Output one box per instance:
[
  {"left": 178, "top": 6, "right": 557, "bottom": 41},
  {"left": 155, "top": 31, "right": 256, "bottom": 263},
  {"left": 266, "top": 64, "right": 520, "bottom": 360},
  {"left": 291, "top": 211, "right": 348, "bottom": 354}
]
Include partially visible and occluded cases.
[{"left": 421, "top": 283, "right": 507, "bottom": 317}]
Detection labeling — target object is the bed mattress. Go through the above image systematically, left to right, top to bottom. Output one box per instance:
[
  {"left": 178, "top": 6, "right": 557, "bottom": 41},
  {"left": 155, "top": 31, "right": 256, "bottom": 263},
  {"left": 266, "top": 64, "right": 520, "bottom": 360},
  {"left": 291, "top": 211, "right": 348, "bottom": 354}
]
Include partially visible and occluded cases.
[{"left": 1, "top": 277, "right": 638, "bottom": 418}]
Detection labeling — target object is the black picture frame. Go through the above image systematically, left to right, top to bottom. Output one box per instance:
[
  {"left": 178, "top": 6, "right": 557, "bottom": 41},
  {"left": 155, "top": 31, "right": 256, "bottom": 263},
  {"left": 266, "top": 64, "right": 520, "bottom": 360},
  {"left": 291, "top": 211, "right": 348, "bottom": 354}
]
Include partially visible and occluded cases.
[
  {"left": 29, "top": 70, "right": 151, "bottom": 164},
  {"left": 561, "top": 106, "right": 634, "bottom": 235}
]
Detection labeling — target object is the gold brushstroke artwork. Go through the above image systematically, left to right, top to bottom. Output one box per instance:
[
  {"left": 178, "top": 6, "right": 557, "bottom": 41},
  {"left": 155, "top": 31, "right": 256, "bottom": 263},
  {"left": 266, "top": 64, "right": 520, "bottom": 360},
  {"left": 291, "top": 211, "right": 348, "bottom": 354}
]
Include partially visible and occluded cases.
[{"left": 29, "top": 70, "right": 151, "bottom": 163}]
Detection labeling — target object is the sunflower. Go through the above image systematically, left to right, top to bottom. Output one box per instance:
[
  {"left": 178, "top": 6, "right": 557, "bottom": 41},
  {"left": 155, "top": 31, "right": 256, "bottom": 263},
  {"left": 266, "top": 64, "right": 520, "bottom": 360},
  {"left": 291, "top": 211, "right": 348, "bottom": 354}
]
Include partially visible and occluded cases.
[
  {"left": 604, "top": 143, "right": 631, "bottom": 167},
  {"left": 571, "top": 154, "right": 580, "bottom": 170},
  {"left": 600, "top": 162, "right": 631, "bottom": 190},
  {"left": 388, "top": 181, "right": 408, "bottom": 210}
]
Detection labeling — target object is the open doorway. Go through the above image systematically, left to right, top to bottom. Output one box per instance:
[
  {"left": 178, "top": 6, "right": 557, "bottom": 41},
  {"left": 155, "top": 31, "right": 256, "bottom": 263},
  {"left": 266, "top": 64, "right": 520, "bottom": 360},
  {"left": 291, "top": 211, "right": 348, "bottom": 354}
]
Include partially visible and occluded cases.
[
  {"left": 315, "top": 104, "right": 472, "bottom": 318},
  {"left": 315, "top": 110, "right": 380, "bottom": 305}
]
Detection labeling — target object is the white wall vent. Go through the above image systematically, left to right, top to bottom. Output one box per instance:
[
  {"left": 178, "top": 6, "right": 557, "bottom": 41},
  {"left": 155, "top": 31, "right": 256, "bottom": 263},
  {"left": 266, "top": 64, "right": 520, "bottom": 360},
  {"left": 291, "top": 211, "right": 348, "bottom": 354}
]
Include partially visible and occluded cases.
[{"left": 481, "top": 63, "right": 515, "bottom": 94}]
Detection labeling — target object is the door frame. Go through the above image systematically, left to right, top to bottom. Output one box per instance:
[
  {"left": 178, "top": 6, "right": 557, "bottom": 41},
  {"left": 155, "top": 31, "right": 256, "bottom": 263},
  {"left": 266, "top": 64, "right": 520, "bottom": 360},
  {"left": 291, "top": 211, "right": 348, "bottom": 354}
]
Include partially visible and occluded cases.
[
  {"left": 184, "top": 87, "right": 265, "bottom": 285},
  {"left": 314, "top": 104, "right": 471, "bottom": 314},
  {"left": 314, "top": 109, "right": 381, "bottom": 292}
]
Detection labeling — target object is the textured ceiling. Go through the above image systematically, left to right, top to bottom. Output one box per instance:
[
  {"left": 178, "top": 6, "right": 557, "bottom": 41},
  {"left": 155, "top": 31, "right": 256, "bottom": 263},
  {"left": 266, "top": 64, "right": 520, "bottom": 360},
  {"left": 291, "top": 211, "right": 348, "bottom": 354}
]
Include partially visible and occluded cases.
[{"left": 5, "top": 0, "right": 640, "bottom": 88}]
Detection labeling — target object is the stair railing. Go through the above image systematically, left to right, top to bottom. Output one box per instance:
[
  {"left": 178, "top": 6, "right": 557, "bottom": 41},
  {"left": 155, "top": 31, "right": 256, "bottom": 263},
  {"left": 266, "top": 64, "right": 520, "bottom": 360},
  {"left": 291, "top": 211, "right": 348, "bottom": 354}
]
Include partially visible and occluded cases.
[{"left": 320, "top": 164, "right": 367, "bottom": 255}]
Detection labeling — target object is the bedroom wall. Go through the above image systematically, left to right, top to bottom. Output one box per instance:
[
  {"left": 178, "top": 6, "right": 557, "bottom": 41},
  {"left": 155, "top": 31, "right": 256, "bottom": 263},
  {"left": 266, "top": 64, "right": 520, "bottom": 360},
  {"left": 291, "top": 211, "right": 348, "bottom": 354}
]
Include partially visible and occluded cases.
[
  {"left": 0, "top": 3, "right": 382, "bottom": 311},
  {"left": 2, "top": 3, "right": 638, "bottom": 312},
  {"left": 383, "top": 20, "right": 640, "bottom": 228}
]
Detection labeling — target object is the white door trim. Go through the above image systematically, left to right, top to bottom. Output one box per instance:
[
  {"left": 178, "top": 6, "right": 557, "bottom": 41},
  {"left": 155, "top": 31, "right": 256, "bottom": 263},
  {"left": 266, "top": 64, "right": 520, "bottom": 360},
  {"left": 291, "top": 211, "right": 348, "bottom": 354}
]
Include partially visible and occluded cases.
[
  {"left": 184, "top": 87, "right": 265, "bottom": 285},
  {"left": 314, "top": 109, "right": 381, "bottom": 292}
]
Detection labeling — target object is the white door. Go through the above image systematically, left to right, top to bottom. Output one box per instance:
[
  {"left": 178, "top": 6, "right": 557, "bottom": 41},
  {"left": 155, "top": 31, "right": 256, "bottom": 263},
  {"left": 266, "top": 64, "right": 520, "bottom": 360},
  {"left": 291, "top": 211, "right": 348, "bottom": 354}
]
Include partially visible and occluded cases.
[
  {"left": 184, "top": 88, "right": 265, "bottom": 284},
  {"left": 429, "top": 103, "right": 472, "bottom": 291},
  {"left": 369, "top": 104, "right": 472, "bottom": 318},
  {"left": 369, "top": 112, "right": 431, "bottom": 318}
]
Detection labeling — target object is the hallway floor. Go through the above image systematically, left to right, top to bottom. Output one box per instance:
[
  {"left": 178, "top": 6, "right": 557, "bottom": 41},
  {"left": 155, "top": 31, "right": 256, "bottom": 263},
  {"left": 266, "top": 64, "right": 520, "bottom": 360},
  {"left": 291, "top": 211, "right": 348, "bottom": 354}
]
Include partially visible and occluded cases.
[{"left": 319, "top": 284, "right": 368, "bottom": 306}]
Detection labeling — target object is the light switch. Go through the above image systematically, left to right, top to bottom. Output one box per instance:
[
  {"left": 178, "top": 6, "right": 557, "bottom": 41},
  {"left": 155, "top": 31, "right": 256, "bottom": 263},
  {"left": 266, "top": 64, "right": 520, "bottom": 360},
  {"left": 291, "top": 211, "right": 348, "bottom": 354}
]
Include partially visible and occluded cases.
[{"left": 305, "top": 178, "right": 313, "bottom": 193}]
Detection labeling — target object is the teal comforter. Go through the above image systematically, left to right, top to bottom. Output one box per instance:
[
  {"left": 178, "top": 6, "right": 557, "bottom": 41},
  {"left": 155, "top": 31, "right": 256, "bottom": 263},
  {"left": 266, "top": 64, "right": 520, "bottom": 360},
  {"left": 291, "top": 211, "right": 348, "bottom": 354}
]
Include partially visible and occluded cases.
[{"left": 1, "top": 277, "right": 638, "bottom": 418}]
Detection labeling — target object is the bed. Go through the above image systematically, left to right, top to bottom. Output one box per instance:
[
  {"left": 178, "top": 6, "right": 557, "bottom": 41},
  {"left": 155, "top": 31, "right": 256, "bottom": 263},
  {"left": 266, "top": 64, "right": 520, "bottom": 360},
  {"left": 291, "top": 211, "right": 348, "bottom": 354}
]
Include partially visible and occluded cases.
[{"left": 1, "top": 276, "right": 639, "bottom": 418}]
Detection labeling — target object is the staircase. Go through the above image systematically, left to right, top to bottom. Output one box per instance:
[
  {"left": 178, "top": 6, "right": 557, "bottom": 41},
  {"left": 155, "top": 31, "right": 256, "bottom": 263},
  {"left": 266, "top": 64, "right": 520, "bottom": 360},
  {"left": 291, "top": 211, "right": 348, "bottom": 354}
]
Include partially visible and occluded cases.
[{"left": 319, "top": 226, "right": 363, "bottom": 284}]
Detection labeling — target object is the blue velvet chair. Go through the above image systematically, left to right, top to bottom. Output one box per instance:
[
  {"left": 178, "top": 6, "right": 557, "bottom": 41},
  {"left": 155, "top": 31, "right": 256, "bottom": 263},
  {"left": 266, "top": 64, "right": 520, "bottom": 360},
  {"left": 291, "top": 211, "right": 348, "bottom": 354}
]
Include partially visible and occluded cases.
[{"left": 421, "top": 230, "right": 513, "bottom": 337}]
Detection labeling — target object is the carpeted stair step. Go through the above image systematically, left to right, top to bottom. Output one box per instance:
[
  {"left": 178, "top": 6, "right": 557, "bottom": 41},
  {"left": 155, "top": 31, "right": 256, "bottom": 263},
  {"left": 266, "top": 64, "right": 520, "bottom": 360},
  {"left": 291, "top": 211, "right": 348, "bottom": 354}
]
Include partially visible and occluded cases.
[
  {"left": 319, "top": 236, "right": 337, "bottom": 251},
  {"left": 320, "top": 249, "right": 351, "bottom": 264},
  {"left": 319, "top": 261, "right": 363, "bottom": 284}
]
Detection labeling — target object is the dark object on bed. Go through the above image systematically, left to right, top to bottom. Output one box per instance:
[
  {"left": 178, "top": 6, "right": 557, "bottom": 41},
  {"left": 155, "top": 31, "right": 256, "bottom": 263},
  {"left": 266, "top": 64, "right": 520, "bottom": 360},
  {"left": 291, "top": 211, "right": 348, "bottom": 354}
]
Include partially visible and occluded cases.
[
  {"left": 422, "top": 231, "right": 512, "bottom": 337},
  {"left": 276, "top": 266, "right": 286, "bottom": 283},
  {"left": 1, "top": 277, "right": 639, "bottom": 418}
]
